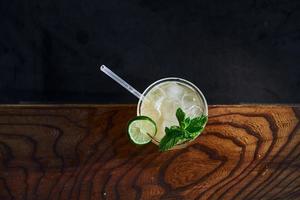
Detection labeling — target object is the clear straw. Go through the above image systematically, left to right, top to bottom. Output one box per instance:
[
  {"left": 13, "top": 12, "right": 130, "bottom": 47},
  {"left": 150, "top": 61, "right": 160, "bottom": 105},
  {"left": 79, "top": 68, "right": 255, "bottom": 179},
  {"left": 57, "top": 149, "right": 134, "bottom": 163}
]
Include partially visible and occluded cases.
[{"left": 100, "top": 65, "right": 143, "bottom": 99}]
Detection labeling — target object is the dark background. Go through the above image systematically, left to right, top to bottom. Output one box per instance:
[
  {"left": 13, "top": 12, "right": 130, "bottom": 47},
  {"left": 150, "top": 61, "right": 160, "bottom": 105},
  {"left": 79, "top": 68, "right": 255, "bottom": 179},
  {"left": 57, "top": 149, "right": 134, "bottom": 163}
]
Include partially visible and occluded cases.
[{"left": 1, "top": 0, "right": 300, "bottom": 104}]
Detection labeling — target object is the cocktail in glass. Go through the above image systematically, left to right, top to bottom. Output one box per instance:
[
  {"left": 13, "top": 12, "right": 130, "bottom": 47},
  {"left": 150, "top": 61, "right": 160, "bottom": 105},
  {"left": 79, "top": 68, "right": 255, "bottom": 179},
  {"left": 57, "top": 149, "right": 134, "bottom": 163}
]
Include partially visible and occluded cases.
[
  {"left": 100, "top": 65, "right": 208, "bottom": 150},
  {"left": 137, "top": 77, "right": 208, "bottom": 149}
]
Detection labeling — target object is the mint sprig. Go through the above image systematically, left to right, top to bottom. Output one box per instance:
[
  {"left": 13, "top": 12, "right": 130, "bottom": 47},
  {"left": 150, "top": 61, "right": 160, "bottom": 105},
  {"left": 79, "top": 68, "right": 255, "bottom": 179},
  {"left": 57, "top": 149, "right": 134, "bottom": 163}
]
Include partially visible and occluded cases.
[{"left": 159, "top": 108, "right": 207, "bottom": 151}]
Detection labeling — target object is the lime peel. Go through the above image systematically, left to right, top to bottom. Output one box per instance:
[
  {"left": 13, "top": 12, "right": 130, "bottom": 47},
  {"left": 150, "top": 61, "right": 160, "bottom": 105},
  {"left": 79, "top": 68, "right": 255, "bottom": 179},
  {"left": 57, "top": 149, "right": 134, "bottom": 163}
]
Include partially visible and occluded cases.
[{"left": 127, "top": 116, "right": 157, "bottom": 145}]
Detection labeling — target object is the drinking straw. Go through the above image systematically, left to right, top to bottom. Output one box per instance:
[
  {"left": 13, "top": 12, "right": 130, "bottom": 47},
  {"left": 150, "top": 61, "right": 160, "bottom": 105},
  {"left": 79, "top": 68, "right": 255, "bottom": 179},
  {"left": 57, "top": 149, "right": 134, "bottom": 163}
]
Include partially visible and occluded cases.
[{"left": 100, "top": 65, "right": 143, "bottom": 99}]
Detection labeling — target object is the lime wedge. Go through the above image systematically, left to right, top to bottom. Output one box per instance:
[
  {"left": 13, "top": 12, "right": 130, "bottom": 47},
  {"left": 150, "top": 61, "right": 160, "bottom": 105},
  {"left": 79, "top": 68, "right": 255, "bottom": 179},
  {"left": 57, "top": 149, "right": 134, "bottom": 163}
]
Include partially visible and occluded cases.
[{"left": 127, "top": 116, "right": 157, "bottom": 145}]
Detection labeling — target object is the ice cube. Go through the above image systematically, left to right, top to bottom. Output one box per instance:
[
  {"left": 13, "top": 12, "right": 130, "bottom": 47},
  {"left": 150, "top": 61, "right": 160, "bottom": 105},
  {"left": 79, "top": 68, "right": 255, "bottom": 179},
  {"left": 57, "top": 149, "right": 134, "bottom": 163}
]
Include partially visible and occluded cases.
[
  {"left": 165, "top": 83, "right": 184, "bottom": 99},
  {"left": 149, "top": 87, "right": 166, "bottom": 110},
  {"left": 181, "top": 94, "right": 197, "bottom": 109},
  {"left": 160, "top": 98, "right": 180, "bottom": 122},
  {"left": 186, "top": 105, "right": 203, "bottom": 118}
]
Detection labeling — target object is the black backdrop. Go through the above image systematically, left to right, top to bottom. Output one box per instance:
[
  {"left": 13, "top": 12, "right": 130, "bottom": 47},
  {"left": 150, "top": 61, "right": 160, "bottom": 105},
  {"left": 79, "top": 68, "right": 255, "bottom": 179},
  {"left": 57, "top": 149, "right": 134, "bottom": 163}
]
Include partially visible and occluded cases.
[{"left": 1, "top": 0, "right": 300, "bottom": 104}]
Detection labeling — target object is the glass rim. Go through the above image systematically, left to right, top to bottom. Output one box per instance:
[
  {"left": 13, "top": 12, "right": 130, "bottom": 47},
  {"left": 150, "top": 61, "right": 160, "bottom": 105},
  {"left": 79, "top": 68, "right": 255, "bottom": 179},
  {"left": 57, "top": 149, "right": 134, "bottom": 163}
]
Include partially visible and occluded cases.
[{"left": 137, "top": 77, "right": 208, "bottom": 148}]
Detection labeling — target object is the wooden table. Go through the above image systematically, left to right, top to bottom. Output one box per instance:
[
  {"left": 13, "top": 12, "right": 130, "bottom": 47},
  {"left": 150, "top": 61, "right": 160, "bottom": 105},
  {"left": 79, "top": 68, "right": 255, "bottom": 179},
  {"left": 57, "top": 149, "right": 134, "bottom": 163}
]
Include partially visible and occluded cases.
[{"left": 0, "top": 105, "right": 299, "bottom": 200}]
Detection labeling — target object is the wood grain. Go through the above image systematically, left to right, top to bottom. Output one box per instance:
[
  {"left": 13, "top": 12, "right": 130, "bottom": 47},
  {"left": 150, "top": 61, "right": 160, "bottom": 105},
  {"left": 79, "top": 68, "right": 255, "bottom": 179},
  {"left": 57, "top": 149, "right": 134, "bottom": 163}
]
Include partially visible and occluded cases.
[{"left": 0, "top": 104, "right": 299, "bottom": 200}]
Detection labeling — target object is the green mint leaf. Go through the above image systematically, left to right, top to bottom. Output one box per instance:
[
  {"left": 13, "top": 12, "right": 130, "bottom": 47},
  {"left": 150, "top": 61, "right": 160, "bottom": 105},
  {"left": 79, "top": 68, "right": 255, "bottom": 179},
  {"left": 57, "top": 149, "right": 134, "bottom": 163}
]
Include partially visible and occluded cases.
[
  {"left": 159, "top": 107, "right": 207, "bottom": 151},
  {"left": 176, "top": 108, "right": 185, "bottom": 127},
  {"left": 186, "top": 115, "right": 208, "bottom": 134},
  {"left": 184, "top": 117, "right": 191, "bottom": 129},
  {"left": 165, "top": 126, "right": 180, "bottom": 136},
  {"left": 164, "top": 127, "right": 171, "bottom": 136},
  {"left": 159, "top": 128, "right": 183, "bottom": 151},
  {"left": 185, "top": 129, "right": 201, "bottom": 139},
  {"left": 159, "top": 135, "right": 181, "bottom": 151}
]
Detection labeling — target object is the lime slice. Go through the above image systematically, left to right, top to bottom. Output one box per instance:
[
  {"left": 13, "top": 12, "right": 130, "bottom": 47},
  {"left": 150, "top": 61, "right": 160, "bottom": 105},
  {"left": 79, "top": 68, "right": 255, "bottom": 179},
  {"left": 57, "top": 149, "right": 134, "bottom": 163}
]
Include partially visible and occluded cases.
[{"left": 128, "top": 116, "right": 157, "bottom": 145}]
